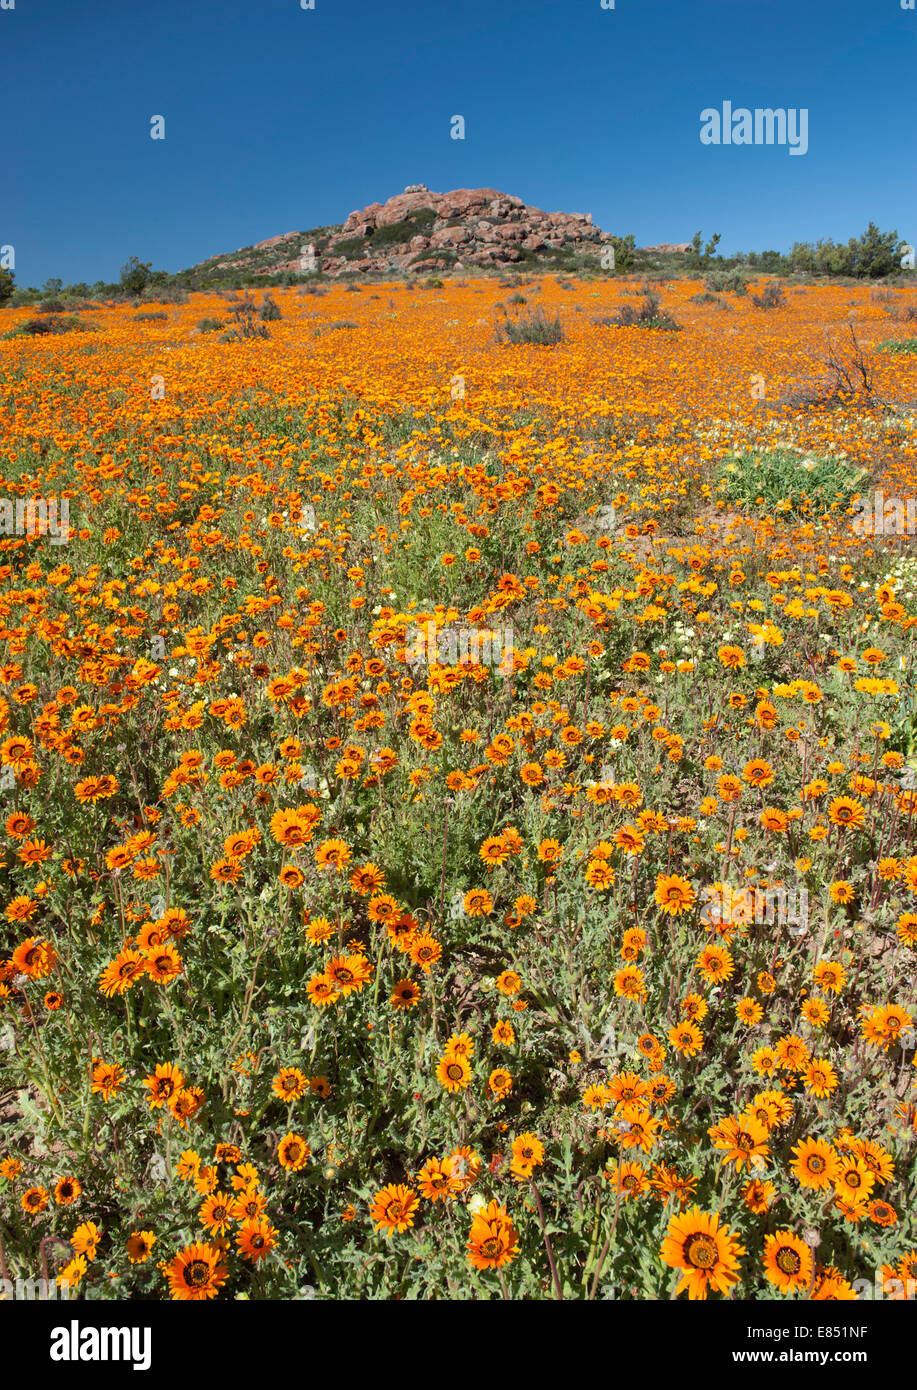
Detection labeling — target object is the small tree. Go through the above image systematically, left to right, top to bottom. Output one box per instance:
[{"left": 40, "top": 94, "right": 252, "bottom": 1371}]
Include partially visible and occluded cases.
[
  {"left": 846, "top": 223, "right": 903, "bottom": 279},
  {"left": 607, "top": 234, "right": 636, "bottom": 272},
  {"left": 120, "top": 256, "right": 153, "bottom": 297},
  {"left": 0, "top": 268, "right": 14, "bottom": 304}
]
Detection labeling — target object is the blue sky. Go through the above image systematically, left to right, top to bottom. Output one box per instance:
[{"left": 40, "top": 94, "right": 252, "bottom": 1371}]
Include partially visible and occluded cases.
[{"left": 2, "top": 0, "right": 915, "bottom": 286}]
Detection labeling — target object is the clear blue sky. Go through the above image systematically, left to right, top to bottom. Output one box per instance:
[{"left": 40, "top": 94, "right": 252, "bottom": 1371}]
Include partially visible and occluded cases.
[{"left": 2, "top": 0, "right": 915, "bottom": 286}]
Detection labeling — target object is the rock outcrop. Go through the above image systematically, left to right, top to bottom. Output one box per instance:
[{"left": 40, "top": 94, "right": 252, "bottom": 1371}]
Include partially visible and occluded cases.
[
  {"left": 245, "top": 185, "right": 612, "bottom": 276},
  {"left": 641, "top": 242, "right": 693, "bottom": 255}
]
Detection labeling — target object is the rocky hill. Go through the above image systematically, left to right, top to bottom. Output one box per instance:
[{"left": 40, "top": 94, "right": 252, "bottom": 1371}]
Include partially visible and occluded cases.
[{"left": 189, "top": 184, "right": 615, "bottom": 281}]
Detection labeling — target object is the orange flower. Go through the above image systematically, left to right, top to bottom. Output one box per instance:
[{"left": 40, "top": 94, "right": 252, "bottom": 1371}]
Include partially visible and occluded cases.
[{"left": 654, "top": 874, "right": 696, "bottom": 917}]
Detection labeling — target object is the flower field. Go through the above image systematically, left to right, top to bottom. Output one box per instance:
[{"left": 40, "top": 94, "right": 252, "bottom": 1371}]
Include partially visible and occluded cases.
[{"left": 1, "top": 275, "right": 916, "bottom": 1301}]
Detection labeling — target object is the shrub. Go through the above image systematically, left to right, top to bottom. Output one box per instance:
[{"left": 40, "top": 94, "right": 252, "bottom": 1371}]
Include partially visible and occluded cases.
[
  {"left": 368, "top": 209, "right": 437, "bottom": 252},
  {"left": 788, "top": 224, "right": 904, "bottom": 279},
  {"left": 604, "top": 234, "right": 636, "bottom": 272},
  {"left": 330, "top": 238, "right": 368, "bottom": 260},
  {"left": 120, "top": 256, "right": 153, "bottom": 297},
  {"left": 0, "top": 267, "right": 14, "bottom": 304},
  {"left": 705, "top": 269, "right": 748, "bottom": 295},
  {"left": 751, "top": 282, "right": 786, "bottom": 309},
  {"left": 142, "top": 286, "right": 188, "bottom": 305},
  {"left": 611, "top": 292, "right": 681, "bottom": 331},
  {"left": 690, "top": 292, "right": 730, "bottom": 309},
  {"left": 260, "top": 295, "right": 282, "bottom": 321},
  {"left": 220, "top": 296, "right": 271, "bottom": 341},
  {"left": 494, "top": 307, "right": 564, "bottom": 345},
  {"left": 134, "top": 311, "right": 168, "bottom": 322},
  {"left": 10, "top": 314, "right": 87, "bottom": 336},
  {"left": 197, "top": 318, "right": 224, "bottom": 333},
  {"left": 313, "top": 321, "right": 358, "bottom": 338},
  {"left": 782, "top": 326, "right": 884, "bottom": 409},
  {"left": 880, "top": 337, "right": 917, "bottom": 355},
  {"left": 718, "top": 447, "right": 867, "bottom": 517}
]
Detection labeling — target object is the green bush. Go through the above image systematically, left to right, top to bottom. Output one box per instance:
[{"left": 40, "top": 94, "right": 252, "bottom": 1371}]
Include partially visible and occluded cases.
[
  {"left": 370, "top": 208, "right": 437, "bottom": 249},
  {"left": 788, "top": 223, "right": 905, "bottom": 279},
  {"left": 331, "top": 238, "right": 368, "bottom": 260},
  {"left": 120, "top": 256, "right": 154, "bottom": 297},
  {"left": 0, "top": 268, "right": 15, "bottom": 304},
  {"left": 705, "top": 269, "right": 748, "bottom": 295},
  {"left": 751, "top": 281, "right": 786, "bottom": 309},
  {"left": 142, "top": 286, "right": 188, "bottom": 305},
  {"left": 611, "top": 292, "right": 681, "bottom": 331},
  {"left": 690, "top": 292, "right": 730, "bottom": 309},
  {"left": 260, "top": 295, "right": 282, "bottom": 321},
  {"left": 219, "top": 296, "right": 271, "bottom": 341},
  {"left": 494, "top": 307, "right": 564, "bottom": 345},
  {"left": 7, "top": 314, "right": 88, "bottom": 337},
  {"left": 313, "top": 320, "right": 357, "bottom": 338},
  {"left": 880, "top": 337, "right": 917, "bottom": 355},
  {"left": 717, "top": 448, "right": 867, "bottom": 517}
]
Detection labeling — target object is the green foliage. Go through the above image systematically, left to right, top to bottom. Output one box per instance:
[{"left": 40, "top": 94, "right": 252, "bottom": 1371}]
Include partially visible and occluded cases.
[
  {"left": 369, "top": 208, "right": 437, "bottom": 250},
  {"left": 789, "top": 223, "right": 905, "bottom": 279},
  {"left": 688, "top": 231, "right": 722, "bottom": 267},
  {"left": 606, "top": 234, "right": 636, "bottom": 272},
  {"left": 332, "top": 237, "right": 369, "bottom": 261},
  {"left": 119, "top": 256, "right": 154, "bottom": 297},
  {"left": 0, "top": 267, "right": 16, "bottom": 303},
  {"left": 705, "top": 269, "right": 748, "bottom": 295},
  {"left": 751, "top": 281, "right": 785, "bottom": 309},
  {"left": 610, "top": 292, "right": 681, "bottom": 331},
  {"left": 218, "top": 296, "right": 271, "bottom": 341},
  {"left": 494, "top": 307, "right": 565, "bottom": 345},
  {"left": 4, "top": 314, "right": 88, "bottom": 338},
  {"left": 312, "top": 320, "right": 357, "bottom": 338},
  {"left": 880, "top": 337, "right": 917, "bottom": 355},
  {"left": 717, "top": 447, "right": 867, "bottom": 517}
]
